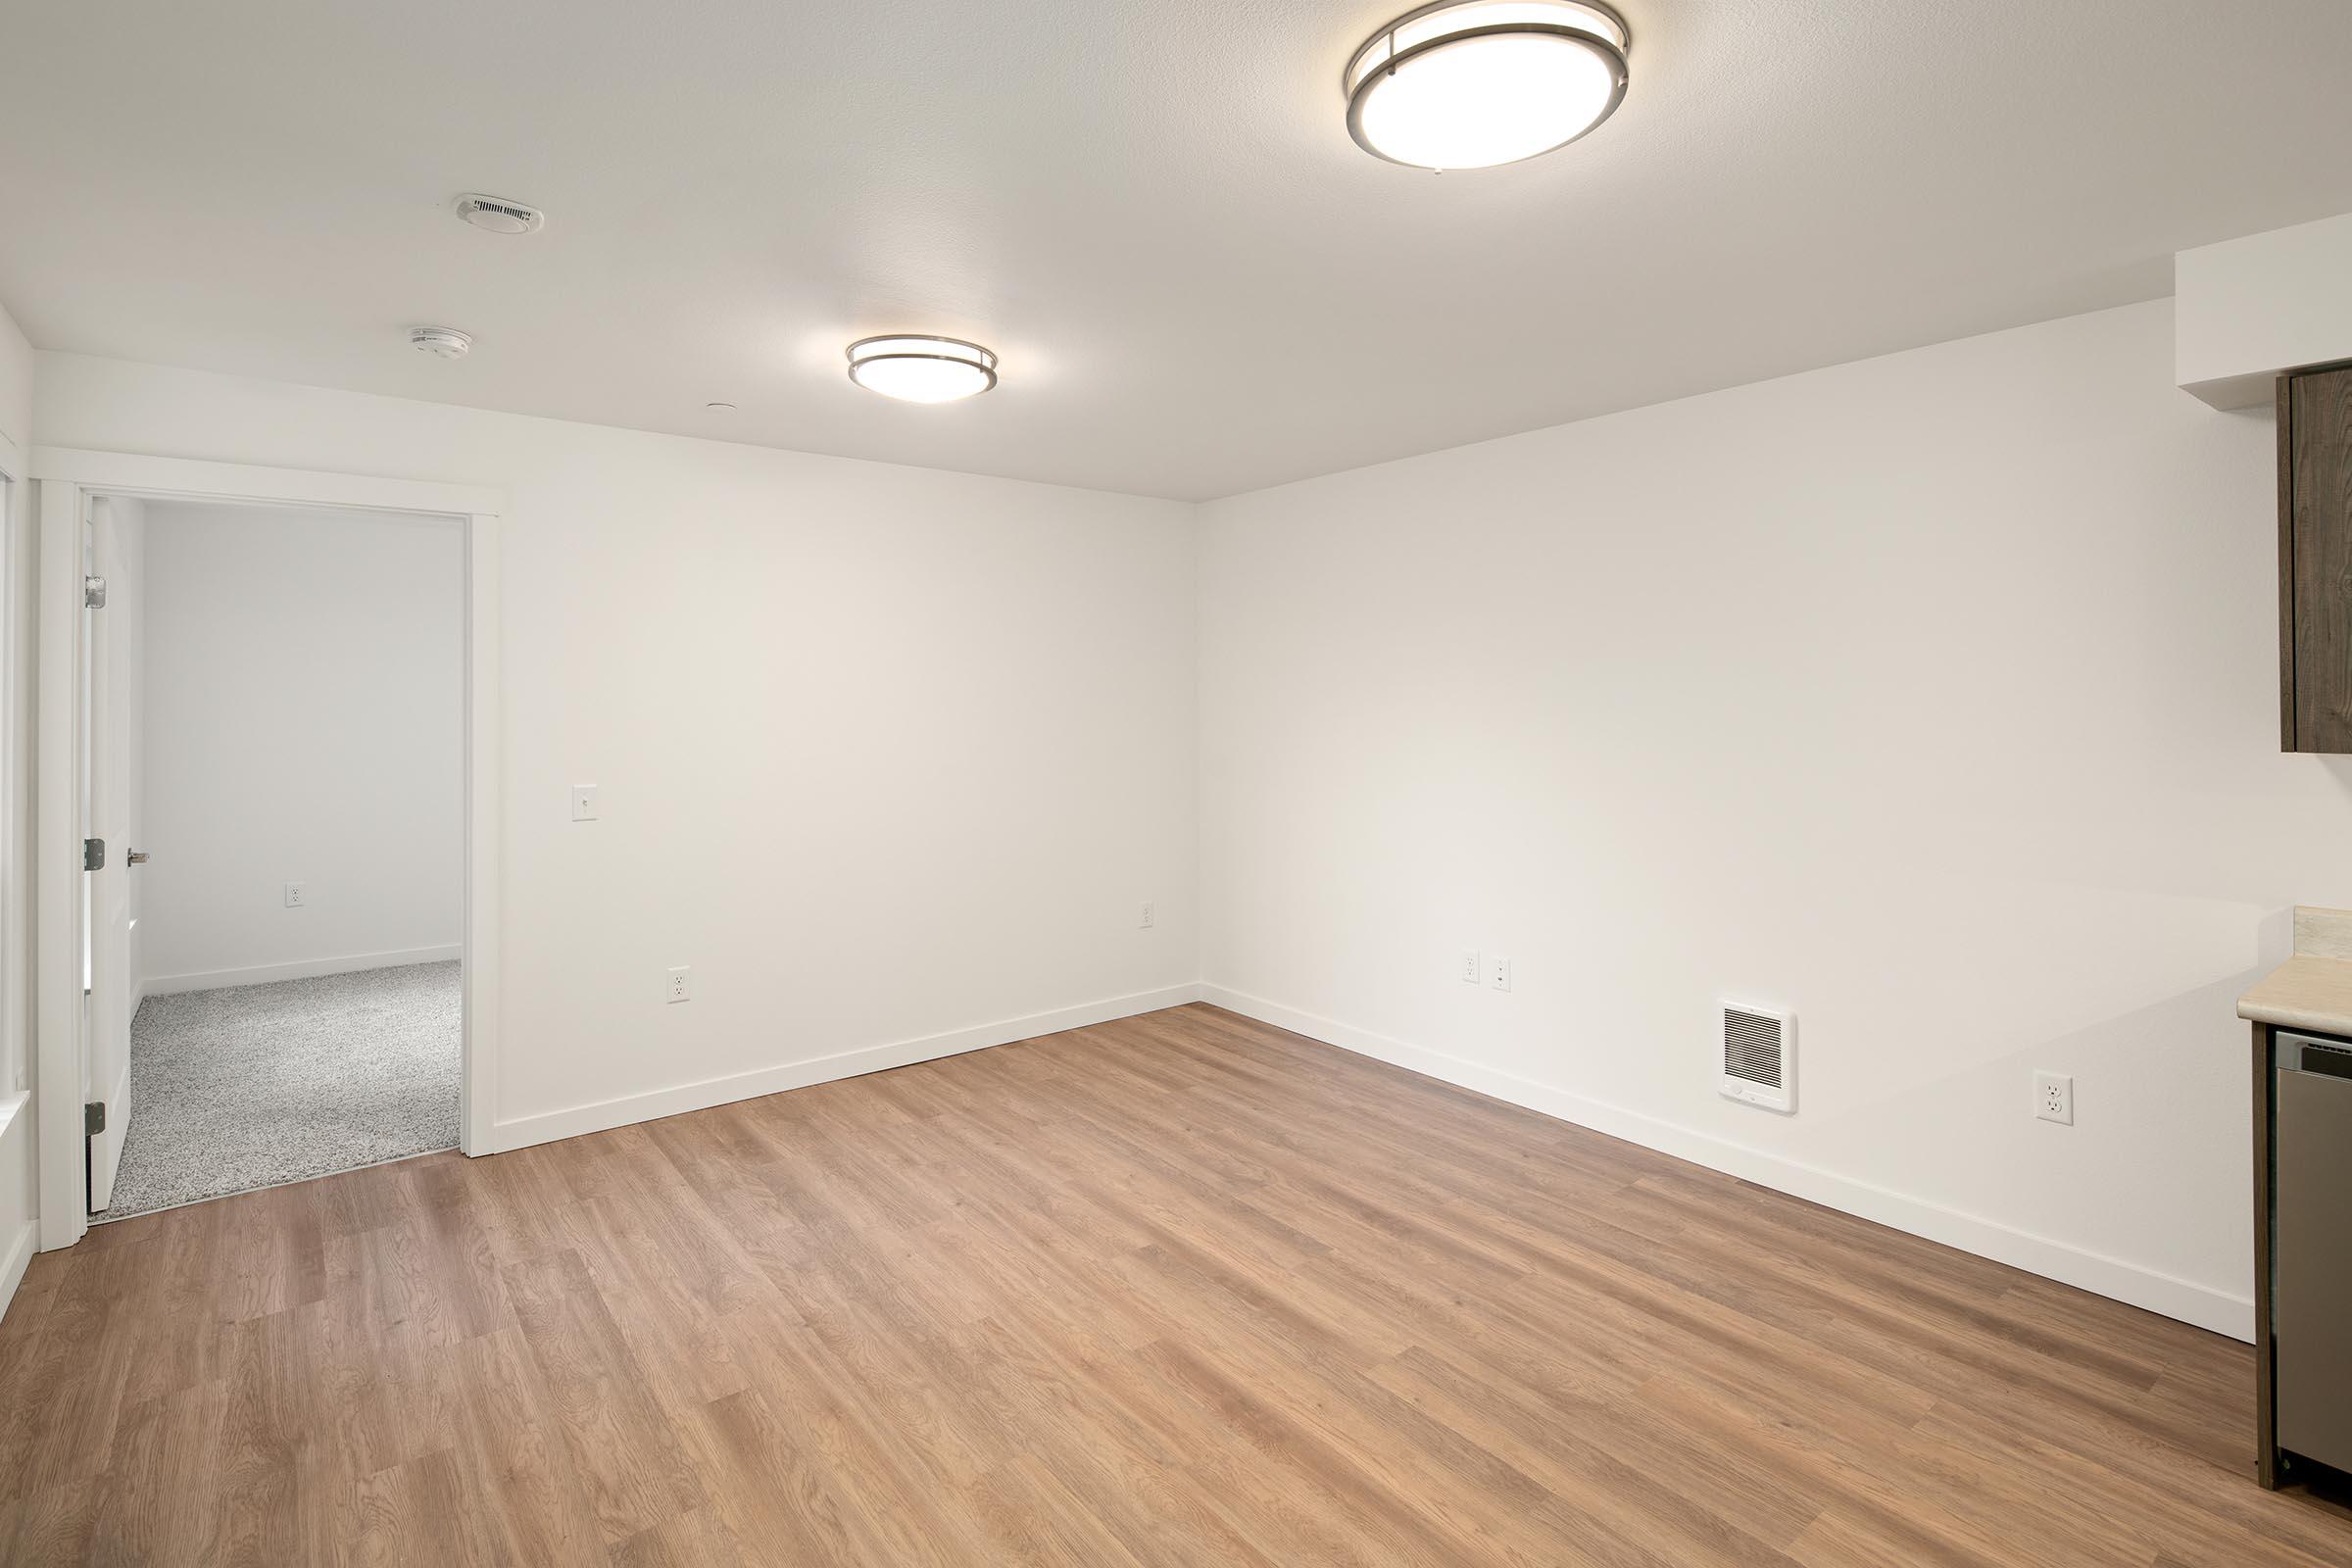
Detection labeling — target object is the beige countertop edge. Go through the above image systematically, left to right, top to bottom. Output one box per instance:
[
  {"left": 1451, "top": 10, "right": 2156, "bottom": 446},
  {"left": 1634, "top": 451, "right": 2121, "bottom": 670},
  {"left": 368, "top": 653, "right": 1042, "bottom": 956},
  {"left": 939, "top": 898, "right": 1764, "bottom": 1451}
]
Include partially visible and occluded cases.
[
  {"left": 2238, "top": 907, "right": 2352, "bottom": 1035},
  {"left": 2238, "top": 992, "right": 2352, "bottom": 1036}
]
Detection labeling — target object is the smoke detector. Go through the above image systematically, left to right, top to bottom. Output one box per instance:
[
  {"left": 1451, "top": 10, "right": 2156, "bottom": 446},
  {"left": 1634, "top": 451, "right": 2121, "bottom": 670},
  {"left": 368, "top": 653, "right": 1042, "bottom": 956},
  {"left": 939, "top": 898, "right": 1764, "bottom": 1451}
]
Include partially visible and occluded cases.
[
  {"left": 453, "top": 193, "right": 544, "bottom": 235},
  {"left": 409, "top": 325, "right": 473, "bottom": 360}
]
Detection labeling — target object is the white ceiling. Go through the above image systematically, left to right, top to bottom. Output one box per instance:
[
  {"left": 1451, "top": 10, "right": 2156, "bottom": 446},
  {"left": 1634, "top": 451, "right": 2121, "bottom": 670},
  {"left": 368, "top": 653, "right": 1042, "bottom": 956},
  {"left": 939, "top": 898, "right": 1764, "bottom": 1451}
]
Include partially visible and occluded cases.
[{"left": 5, "top": 0, "right": 2351, "bottom": 501}]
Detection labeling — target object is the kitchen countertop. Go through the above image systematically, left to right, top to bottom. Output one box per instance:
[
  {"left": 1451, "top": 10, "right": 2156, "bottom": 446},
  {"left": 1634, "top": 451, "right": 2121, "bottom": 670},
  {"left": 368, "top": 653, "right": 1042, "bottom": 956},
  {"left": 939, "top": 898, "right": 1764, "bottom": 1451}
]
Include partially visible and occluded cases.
[{"left": 2237, "top": 906, "right": 2352, "bottom": 1037}]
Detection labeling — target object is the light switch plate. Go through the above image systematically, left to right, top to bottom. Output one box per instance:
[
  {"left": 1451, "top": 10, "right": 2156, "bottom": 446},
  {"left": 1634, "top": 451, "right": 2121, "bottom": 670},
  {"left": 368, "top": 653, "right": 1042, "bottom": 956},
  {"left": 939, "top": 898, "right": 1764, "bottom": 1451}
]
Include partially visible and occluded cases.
[
  {"left": 570, "top": 784, "right": 599, "bottom": 822},
  {"left": 1488, "top": 955, "right": 1512, "bottom": 992}
]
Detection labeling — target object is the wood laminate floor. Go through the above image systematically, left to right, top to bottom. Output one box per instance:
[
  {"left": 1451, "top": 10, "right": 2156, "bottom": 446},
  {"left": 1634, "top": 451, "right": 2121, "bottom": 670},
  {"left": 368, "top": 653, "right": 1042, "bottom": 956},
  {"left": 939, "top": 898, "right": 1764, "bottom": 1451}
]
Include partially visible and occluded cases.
[{"left": 0, "top": 1003, "right": 2344, "bottom": 1566}]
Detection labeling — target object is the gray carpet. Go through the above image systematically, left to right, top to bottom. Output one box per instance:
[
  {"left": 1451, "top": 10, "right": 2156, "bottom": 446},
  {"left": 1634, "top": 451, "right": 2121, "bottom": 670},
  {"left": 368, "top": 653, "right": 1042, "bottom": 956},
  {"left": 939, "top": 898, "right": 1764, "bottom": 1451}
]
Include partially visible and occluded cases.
[{"left": 103, "top": 960, "right": 461, "bottom": 1218}]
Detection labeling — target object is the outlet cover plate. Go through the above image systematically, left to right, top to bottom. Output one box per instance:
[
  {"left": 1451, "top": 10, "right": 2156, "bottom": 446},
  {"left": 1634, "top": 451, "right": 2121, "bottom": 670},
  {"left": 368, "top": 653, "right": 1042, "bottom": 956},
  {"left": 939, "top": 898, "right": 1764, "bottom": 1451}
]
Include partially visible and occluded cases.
[{"left": 2034, "top": 1070, "right": 2074, "bottom": 1125}]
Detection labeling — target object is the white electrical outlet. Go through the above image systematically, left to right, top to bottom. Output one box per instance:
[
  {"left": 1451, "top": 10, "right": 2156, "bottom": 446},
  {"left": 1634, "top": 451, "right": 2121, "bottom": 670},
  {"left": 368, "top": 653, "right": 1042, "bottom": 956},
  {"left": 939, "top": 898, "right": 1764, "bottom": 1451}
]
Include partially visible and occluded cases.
[
  {"left": 570, "top": 784, "right": 600, "bottom": 822},
  {"left": 284, "top": 882, "right": 306, "bottom": 907},
  {"left": 1140, "top": 901, "right": 1155, "bottom": 929},
  {"left": 1460, "top": 951, "right": 1482, "bottom": 984},
  {"left": 1488, "top": 955, "right": 1512, "bottom": 992},
  {"left": 666, "top": 966, "right": 691, "bottom": 1004},
  {"left": 2034, "top": 1071, "right": 2073, "bottom": 1125}
]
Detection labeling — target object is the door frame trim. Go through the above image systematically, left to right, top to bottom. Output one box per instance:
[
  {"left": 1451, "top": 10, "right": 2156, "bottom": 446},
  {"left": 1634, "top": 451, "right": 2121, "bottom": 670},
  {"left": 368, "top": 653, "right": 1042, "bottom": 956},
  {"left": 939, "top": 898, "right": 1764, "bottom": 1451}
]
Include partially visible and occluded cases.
[
  {"left": 0, "top": 425, "right": 28, "bottom": 1253},
  {"left": 28, "top": 447, "right": 504, "bottom": 1250}
]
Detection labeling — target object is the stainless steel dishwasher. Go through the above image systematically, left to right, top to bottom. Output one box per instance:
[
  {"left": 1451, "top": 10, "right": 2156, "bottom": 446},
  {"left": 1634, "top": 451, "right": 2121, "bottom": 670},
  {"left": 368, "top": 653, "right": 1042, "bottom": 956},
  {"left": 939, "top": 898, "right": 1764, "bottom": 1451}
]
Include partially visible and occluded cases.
[{"left": 2274, "top": 1031, "right": 2352, "bottom": 1476}]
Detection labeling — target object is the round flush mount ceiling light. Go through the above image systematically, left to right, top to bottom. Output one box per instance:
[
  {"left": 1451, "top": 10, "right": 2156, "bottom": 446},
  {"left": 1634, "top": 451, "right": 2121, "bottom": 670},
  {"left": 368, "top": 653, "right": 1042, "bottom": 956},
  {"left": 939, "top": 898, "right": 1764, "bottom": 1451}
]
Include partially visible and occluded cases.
[
  {"left": 1345, "top": 0, "right": 1630, "bottom": 171},
  {"left": 453, "top": 193, "right": 544, "bottom": 234},
  {"left": 408, "top": 325, "right": 473, "bottom": 359},
  {"left": 846, "top": 335, "right": 998, "bottom": 403}
]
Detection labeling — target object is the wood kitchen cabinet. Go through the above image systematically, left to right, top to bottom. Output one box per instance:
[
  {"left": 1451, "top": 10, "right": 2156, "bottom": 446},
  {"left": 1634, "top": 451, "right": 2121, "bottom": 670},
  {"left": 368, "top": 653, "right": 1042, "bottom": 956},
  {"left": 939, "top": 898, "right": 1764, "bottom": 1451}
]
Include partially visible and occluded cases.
[{"left": 2280, "top": 363, "right": 2352, "bottom": 752}]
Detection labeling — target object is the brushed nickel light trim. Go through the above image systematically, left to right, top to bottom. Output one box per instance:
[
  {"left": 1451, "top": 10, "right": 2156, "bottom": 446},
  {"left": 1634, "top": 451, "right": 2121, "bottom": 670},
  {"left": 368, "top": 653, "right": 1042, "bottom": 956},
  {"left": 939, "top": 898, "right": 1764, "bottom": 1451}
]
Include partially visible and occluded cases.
[
  {"left": 1345, "top": 0, "right": 1630, "bottom": 171},
  {"left": 845, "top": 335, "right": 1000, "bottom": 403}
]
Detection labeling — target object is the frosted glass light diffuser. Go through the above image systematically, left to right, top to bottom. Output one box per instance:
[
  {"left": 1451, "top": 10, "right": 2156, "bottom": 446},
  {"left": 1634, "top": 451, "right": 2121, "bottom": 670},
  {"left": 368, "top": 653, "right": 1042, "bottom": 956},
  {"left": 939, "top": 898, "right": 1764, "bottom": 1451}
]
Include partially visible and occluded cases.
[
  {"left": 1346, "top": 0, "right": 1630, "bottom": 171},
  {"left": 846, "top": 335, "right": 999, "bottom": 402}
]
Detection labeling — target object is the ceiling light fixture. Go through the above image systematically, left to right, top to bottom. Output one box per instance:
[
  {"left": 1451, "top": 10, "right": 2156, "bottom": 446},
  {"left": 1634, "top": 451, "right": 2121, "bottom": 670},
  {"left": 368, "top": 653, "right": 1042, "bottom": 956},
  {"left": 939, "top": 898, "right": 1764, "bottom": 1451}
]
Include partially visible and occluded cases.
[
  {"left": 1345, "top": 0, "right": 1629, "bottom": 171},
  {"left": 454, "top": 193, "right": 545, "bottom": 234},
  {"left": 408, "top": 325, "right": 473, "bottom": 359},
  {"left": 846, "top": 335, "right": 998, "bottom": 403}
]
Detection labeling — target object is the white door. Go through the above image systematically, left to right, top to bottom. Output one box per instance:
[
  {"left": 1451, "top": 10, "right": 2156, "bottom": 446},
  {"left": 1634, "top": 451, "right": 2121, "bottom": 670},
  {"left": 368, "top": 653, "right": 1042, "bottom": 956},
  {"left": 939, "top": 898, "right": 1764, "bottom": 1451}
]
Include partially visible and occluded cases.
[{"left": 82, "top": 498, "right": 134, "bottom": 1210}]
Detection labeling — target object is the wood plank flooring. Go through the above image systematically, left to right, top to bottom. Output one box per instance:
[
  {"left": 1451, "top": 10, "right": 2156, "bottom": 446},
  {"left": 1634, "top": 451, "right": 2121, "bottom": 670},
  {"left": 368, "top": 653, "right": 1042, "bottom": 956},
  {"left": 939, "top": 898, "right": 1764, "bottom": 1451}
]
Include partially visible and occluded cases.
[{"left": 1, "top": 1003, "right": 2346, "bottom": 1565}]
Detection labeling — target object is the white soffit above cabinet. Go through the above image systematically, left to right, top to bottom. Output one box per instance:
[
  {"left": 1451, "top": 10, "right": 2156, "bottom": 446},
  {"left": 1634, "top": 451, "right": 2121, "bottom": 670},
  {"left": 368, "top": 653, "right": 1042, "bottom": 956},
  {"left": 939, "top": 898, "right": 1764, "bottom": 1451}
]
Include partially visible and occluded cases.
[
  {"left": 3, "top": 0, "right": 2352, "bottom": 500},
  {"left": 2176, "top": 212, "right": 2352, "bottom": 410}
]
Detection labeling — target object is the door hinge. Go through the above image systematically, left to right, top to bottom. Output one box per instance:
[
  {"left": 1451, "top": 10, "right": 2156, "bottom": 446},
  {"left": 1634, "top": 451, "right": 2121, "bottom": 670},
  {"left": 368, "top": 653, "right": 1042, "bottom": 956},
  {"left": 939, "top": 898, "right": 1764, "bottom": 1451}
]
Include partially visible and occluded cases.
[
  {"left": 83, "top": 575, "right": 106, "bottom": 610},
  {"left": 83, "top": 837, "right": 105, "bottom": 871},
  {"left": 84, "top": 1101, "right": 106, "bottom": 1136}
]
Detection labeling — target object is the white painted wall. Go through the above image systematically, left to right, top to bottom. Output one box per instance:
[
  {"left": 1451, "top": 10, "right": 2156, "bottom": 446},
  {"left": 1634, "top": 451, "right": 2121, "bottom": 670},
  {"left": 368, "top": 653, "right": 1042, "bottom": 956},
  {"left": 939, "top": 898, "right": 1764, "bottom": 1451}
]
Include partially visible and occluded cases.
[
  {"left": 2177, "top": 211, "right": 2352, "bottom": 409},
  {"left": 25, "top": 296, "right": 2305, "bottom": 1343},
  {"left": 0, "top": 298, "right": 37, "bottom": 1317},
  {"left": 1198, "top": 299, "right": 2345, "bottom": 1339},
  {"left": 0, "top": 302, "right": 29, "bottom": 455},
  {"left": 34, "top": 354, "right": 1200, "bottom": 1148},
  {"left": 138, "top": 501, "right": 463, "bottom": 993}
]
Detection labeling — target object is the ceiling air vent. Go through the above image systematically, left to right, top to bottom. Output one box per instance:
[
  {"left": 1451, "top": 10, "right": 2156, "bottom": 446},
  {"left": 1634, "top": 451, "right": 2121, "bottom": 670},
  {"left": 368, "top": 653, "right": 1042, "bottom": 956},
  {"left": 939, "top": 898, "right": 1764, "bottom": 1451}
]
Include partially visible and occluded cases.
[
  {"left": 454, "top": 193, "right": 544, "bottom": 235},
  {"left": 1720, "top": 1002, "right": 1794, "bottom": 1112}
]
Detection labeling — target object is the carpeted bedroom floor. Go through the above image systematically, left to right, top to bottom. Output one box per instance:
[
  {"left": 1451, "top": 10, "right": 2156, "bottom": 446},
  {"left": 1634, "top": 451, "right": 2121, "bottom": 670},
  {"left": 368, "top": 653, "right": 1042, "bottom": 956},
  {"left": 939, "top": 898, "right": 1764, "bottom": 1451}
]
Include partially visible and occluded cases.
[{"left": 101, "top": 960, "right": 461, "bottom": 1219}]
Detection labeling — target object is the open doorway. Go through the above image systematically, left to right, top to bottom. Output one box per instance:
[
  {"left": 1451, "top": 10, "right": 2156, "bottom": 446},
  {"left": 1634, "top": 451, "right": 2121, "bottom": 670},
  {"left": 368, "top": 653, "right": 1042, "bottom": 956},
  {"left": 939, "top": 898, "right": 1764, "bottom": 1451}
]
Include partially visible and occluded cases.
[
  {"left": 32, "top": 450, "right": 501, "bottom": 1252},
  {"left": 86, "top": 496, "right": 466, "bottom": 1218}
]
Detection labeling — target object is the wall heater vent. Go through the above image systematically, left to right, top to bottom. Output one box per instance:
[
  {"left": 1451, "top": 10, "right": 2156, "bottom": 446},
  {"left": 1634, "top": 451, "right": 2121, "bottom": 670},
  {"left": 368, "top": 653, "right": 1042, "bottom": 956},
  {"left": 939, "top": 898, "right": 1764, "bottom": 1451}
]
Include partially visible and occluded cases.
[{"left": 1720, "top": 1002, "right": 1794, "bottom": 1112}]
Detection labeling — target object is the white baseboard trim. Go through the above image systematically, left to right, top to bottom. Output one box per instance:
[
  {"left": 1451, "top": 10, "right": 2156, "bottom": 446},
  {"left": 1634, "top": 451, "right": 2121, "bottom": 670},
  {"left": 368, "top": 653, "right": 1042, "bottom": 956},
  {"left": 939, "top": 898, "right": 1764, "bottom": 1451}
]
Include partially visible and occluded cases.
[
  {"left": 143, "top": 944, "right": 462, "bottom": 997},
  {"left": 489, "top": 982, "right": 1205, "bottom": 1155},
  {"left": 1201, "top": 984, "right": 2254, "bottom": 1343},
  {"left": 0, "top": 1218, "right": 35, "bottom": 1327}
]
